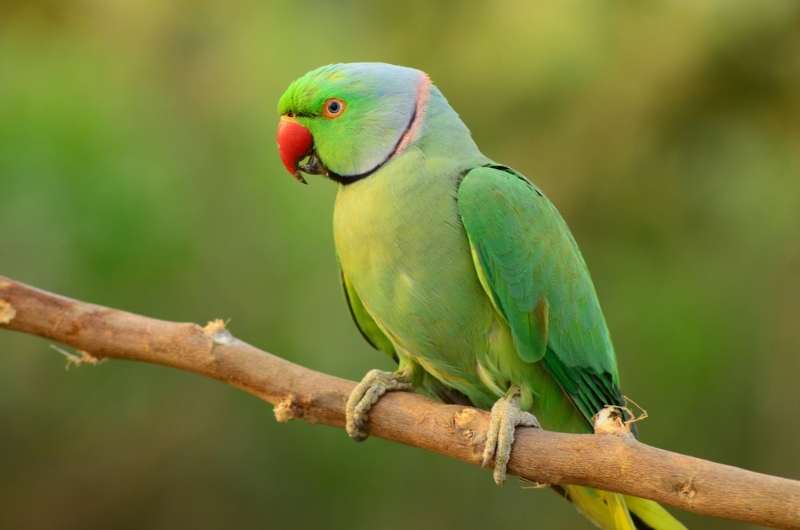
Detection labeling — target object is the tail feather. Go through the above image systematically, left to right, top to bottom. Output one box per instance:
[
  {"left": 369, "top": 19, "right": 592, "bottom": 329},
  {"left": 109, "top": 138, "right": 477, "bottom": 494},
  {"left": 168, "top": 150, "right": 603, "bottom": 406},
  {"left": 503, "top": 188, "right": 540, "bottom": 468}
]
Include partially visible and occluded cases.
[
  {"left": 561, "top": 486, "right": 686, "bottom": 530},
  {"left": 563, "top": 486, "right": 635, "bottom": 530},
  {"left": 625, "top": 495, "right": 687, "bottom": 530}
]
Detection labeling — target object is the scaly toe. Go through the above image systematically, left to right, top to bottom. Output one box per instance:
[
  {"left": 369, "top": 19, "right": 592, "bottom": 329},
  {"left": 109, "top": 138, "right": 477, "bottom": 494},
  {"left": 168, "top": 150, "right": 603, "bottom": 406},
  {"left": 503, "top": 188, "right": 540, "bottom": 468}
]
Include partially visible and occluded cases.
[{"left": 346, "top": 369, "right": 413, "bottom": 441}]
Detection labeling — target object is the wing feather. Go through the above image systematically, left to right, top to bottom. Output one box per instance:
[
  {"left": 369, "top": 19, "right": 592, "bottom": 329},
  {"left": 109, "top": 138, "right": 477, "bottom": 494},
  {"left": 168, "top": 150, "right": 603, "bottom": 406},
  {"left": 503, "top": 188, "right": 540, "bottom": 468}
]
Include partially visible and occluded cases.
[{"left": 458, "top": 165, "right": 626, "bottom": 425}]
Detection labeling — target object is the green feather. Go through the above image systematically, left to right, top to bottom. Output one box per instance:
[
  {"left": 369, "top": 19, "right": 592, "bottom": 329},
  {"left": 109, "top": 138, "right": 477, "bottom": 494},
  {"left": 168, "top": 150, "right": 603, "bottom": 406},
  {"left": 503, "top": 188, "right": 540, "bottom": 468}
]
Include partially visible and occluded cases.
[{"left": 458, "top": 165, "right": 625, "bottom": 426}]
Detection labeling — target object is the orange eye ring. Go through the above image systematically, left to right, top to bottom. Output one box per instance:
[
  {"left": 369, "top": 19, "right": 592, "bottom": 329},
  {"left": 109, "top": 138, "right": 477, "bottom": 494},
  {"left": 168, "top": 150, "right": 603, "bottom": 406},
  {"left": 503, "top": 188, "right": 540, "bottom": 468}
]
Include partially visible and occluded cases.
[{"left": 322, "top": 98, "right": 346, "bottom": 118}]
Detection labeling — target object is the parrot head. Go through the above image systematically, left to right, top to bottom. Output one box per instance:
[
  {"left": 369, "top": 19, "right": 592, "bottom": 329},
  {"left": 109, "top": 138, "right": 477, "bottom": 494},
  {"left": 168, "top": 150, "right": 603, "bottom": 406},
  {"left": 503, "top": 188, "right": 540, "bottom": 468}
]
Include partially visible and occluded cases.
[{"left": 277, "top": 63, "right": 430, "bottom": 184}]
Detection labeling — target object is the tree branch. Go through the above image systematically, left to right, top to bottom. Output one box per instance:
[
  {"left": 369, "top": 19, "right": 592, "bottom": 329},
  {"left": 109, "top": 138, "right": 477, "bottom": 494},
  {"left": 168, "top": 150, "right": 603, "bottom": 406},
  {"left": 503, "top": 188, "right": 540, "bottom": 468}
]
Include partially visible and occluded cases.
[{"left": 1, "top": 275, "right": 799, "bottom": 529}]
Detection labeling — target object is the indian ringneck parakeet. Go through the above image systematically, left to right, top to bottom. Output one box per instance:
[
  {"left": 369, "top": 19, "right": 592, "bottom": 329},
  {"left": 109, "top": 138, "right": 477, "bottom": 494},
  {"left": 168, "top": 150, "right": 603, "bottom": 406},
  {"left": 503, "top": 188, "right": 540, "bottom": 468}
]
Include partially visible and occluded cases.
[{"left": 276, "top": 63, "right": 685, "bottom": 530}]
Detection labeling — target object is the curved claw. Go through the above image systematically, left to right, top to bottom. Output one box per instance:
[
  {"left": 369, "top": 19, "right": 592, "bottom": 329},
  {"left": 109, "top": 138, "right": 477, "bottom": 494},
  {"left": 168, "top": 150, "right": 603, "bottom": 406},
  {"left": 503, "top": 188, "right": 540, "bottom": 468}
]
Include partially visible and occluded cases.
[{"left": 346, "top": 369, "right": 414, "bottom": 441}]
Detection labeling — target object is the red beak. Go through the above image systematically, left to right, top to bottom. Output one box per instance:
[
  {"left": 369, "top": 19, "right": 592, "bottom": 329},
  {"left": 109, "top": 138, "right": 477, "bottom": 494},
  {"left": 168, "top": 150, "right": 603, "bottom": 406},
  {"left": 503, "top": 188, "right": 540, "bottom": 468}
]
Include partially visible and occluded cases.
[{"left": 277, "top": 116, "right": 313, "bottom": 184}]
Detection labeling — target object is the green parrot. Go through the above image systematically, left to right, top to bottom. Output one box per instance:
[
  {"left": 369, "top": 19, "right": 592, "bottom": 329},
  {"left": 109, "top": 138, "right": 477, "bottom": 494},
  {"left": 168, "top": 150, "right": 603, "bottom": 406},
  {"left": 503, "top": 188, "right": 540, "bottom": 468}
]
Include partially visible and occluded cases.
[{"left": 277, "top": 63, "right": 686, "bottom": 530}]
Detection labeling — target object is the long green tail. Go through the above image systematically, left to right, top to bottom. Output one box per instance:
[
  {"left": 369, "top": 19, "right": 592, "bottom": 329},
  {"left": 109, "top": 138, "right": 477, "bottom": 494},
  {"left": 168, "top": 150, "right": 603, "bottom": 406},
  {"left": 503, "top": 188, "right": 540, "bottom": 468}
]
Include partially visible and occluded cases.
[{"left": 561, "top": 486, "right": 687, "bottom": 530}]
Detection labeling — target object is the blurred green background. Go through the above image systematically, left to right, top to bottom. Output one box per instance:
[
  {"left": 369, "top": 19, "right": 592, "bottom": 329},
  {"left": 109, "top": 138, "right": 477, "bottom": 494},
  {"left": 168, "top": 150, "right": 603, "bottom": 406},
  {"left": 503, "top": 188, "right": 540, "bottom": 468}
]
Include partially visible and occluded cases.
[{"left": 1, "top": 1, "right": 799, "bottom": 528}]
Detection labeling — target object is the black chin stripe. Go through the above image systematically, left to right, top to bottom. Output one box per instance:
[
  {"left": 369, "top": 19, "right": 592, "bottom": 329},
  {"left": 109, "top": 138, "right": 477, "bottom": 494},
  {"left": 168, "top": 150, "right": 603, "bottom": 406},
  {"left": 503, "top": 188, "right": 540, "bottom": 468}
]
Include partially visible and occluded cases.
[{"left": 324, "top": 106, "right": 418, "bottom": 185}]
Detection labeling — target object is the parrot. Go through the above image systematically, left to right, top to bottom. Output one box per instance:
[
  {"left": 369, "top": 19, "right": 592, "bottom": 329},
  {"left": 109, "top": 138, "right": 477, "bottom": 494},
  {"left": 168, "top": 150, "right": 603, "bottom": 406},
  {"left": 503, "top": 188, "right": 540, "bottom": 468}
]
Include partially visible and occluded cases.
[{"left": 276, "top": 62, "right": 686, "bottom": 530}]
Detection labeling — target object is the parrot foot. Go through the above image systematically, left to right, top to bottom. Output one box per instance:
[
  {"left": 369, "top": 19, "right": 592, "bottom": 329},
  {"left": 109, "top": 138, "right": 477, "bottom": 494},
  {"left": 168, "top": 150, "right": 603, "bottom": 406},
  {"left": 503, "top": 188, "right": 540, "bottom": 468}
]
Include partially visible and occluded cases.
[
  {"left": 346, "top": 369, "right": 413, "bottom": 442},
  {"left": 481, "top": 388, "right": 540, "bottom": 486}
]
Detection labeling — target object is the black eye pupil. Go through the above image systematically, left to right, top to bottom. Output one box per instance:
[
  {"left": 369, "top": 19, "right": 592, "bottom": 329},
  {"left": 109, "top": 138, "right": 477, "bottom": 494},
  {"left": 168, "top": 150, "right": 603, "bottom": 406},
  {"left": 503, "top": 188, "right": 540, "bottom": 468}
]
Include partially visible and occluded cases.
[{"left": 327, "top": 100, "right": 341, "bottom": 114}]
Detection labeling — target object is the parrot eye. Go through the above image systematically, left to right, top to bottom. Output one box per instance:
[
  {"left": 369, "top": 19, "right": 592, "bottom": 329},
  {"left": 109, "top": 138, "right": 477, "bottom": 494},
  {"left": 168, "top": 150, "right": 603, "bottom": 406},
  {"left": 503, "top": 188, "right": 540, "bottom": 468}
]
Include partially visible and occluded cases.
[{"left": 323, "top": 98, "right": 346, "bottom": 118}]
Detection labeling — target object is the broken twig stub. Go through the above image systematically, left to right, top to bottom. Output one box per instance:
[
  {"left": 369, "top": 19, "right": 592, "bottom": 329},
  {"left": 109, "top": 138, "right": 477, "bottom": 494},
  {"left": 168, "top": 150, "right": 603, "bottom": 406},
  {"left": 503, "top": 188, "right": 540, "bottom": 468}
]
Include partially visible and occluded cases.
[
  {"left": 0, "top": 299, "right": 15, "bottom": 324},
  {"left": 203, "top": 319, "right": 234, "bottom": 345},
  {"left": 50, "top": 345, "right": 106, "bottom": 370},
  {"left": 273, "top": 394, "right": 321, "bottom": 425},
  {"left": 274, "top": 395, "right": 300, "bottom": 422},
  {"left": 593, "top": 406, "right": 635, "bottom": 437},
  {"left": 454, "top": 408, "right": 488, "bottom": 444}
]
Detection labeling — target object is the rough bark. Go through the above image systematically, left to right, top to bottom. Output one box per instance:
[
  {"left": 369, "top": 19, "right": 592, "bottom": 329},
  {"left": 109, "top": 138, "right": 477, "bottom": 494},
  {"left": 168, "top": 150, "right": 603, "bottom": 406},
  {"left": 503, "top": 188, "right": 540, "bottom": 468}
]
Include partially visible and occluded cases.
[{"left": 1, "top": 275, "right": 799, "bottom": 529}]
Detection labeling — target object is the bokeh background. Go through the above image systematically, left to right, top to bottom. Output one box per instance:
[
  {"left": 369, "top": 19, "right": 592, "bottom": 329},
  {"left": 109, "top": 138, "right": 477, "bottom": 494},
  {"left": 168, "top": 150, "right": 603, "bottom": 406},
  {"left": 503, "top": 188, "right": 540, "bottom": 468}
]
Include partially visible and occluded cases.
[{"left": 2, "top": 1, "right": 799, "bottom": 528}]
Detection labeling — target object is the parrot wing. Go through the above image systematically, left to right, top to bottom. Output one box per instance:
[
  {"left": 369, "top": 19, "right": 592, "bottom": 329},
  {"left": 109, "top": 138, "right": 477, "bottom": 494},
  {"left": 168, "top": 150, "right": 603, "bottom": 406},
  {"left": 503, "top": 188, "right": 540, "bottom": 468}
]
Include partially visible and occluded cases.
[{"left": 458, "top": 165, "right": 625, "bottom": 425}]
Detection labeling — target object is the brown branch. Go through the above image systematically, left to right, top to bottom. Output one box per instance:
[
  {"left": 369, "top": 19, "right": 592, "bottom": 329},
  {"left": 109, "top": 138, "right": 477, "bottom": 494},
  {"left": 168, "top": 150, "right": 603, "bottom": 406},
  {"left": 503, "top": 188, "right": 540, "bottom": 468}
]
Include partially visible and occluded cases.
[{"left": 1, "top": 275, "right": 799, "bottom": 529}]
